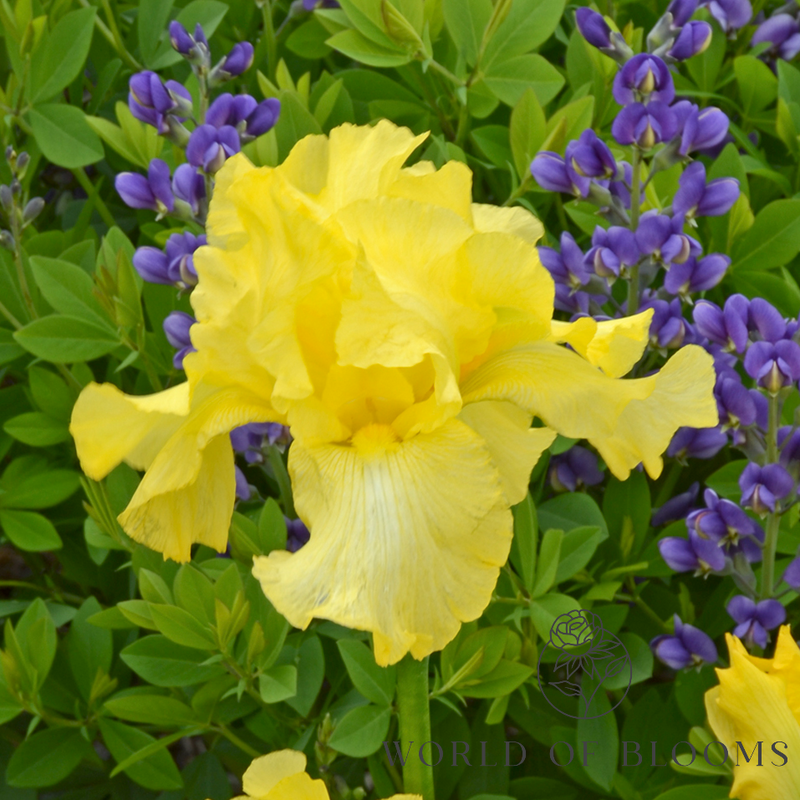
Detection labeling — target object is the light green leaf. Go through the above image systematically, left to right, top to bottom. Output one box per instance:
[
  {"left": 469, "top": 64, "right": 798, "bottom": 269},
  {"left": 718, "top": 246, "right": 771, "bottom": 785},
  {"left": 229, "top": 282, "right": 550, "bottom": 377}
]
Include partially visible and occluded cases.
[
  {"left": 442, "top": 0, "right": 492, "bottom": 67},
  {"left": 484, "top": 54, "right": 564, "bottom": 107},
  {"left": 28, "top": 105, "right": 104, "bottom": 168},
  {"left": 14, "top": 314, "right": 121, "bottom": 363},
  {"left": 3, "top": 413, "right": 70, "bottom": 446},
  {"left": 0, "top": 509, "right": 62, "bottom": 551},
  {"left": 338, "top": 639, "right": 396, "bottom": 705},
  {"left": 259, "top": 664, "right": 298, "bottom": 703},
  {"left": 328, "top": 705, "right": 391, "bottom": 757},
  {"left": 7, "top": 728, "right": 91, "bottom": 787}
]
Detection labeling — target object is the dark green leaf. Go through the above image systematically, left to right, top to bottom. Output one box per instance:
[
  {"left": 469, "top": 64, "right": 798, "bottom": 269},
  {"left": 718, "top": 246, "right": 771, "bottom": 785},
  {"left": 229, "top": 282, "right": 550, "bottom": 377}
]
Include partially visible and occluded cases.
[
  {"left": 732, "top": 199, "right": 800, "bottom": 272},
  {"left": 14, "top": 315, "right": 120, "bottom": 363},
  {"left": 3, "top": 413, "right": 70, "bottom": 447},
  {"left": 68, "top": 597, "right": 113, "bottom": 701},
  {"left": 120, "top": 635, "right": 227, "bottom": 686},
  {"left": 337, "top": 639, "right": 396, "bottom": 705},
  {"left": 104, "top": 694, "right": 197, "bottom": 727},
  {"left": 328, "top": 704, "right": 391, "bottom": 757},
  {"left": 6, "top": 728, "right": 91, "bottom": 787}
]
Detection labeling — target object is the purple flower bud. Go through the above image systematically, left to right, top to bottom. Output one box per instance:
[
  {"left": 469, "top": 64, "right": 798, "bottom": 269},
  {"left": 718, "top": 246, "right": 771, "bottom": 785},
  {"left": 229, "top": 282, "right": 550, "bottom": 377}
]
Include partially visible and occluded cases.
[
  {"left": 303, "top": 0, "right": 340, "bottom": 8},
  {"left": 668, "top": 0, "right": 699, "bottom": 26},
  {"left": 707, "top": 0, "right": 753, "bottom": 32},
  {"left": 575, "top": 7, "right": 613, "bottom": 49},
  {"left": 752, "top": 14, "right": 800, "bottom": 60},
  {"left": 169, "top": 21, "right": 195, "bottom": 55},
  {"left": 669, "top": 21, "right": 713, "bottom": 60},
  {"left": 219, "top": 42, "right": 255, "bottom": 77},
  {"left": 614, "top": 54, "right": 675, "bottom": 105},
  {"left": 128, "top": 72, "right": 192, "bottom": 135},
  {"left": 244, "top": 98, "right": 281, "bottom": 138},
  {"left": 673, "top": 101, "right": 730, "bottom": 157},
  {"left": 612, "top": 102, "right": 678, "bottom": 149},
  {"left": 186, "top": 124, "right": 241, "bottom": 173},
  {"left": 531, "top": 152, "right": 587, "bottom": 196},
  {"left": 115, "top": 159, "right": 174, "bottom": 213},
  {"left": 171, "top": 164, "right": 206, "bottom": 217},
  {"left": 585, "top": 225, "right": 640, "bottom": 279},
  {"left": 133, "top": 246, "right": 171, "bottom": 284},
  {"left": 665, "top": 253, "right": 729, "bottom": 297},
  {"left": 693, "top": 295, "right": 750, "bottom": 353},
  {"left": 748, "top": 297, "right": 787, "bottom": 343},
  {"left": 163, "top": 311, "right": 196, "bottom": 369},
  {"left": 744, "top": 339, "right": 800, "bottom": 393},
  {"left": 716, "top": 376, "right": 758, "bottom": 429},
  {"left": 667, "top": 426, "right": 728, "bottom": 461},
  {"left": 549, "top": 445, "right": 604, "bottom": 492},
  {"left": 739, "top": 463, "right": 794, "bottom": 515},
  {"left": 234, "top": 466, "right": 252, "bottom": 501},
  {"left": 652, "top": 482, "right": 700, "bottom": 526},
  {"left": 287, "top": 517, "right": 311, "bottom": 552},
  {"left": 659, "top": 529, "right": 726, "bottom": 574},
  {"left": 783, "top": 556, "right": 800, "bottom": 589},
  {"left": 727, "top": 596, "right": 786, "bottom": 648},
  {"left": 651, "top": 615, "right": 718, "bottom": 669}
]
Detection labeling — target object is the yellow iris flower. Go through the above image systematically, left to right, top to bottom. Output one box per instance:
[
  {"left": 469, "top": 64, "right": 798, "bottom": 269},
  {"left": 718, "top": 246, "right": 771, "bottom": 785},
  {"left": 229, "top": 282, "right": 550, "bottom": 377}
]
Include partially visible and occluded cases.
[
  {"left": 70, "top": 121, "right": 717, "bottom": 665},
  {"left": 705, "top": 627, "right": 800, "bottom": 800},
  {"left": 229, "top": 749, "right": 418, "bottom": 799}
]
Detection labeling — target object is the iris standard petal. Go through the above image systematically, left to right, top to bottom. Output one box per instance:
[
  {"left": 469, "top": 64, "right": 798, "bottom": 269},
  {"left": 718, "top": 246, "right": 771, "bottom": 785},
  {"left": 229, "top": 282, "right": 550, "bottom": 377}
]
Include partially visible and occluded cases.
[{"left": 253, "top": 419, "right": 512, "bottom": 666}]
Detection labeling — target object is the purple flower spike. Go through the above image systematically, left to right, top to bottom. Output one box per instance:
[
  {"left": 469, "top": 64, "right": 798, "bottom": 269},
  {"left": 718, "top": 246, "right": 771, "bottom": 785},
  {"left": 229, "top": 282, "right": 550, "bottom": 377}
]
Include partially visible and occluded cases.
[
  {"left": 668, "top": 0, "right": 699, "bottom": 26},
  {"left": 707, "top": 0, "right": 753, "bottom": 32},
  {"left": 575, "top": 8, "right": 613, "bottom": 49},
  {"left": 752, "top": 14, "right": 800, "bottom": 61},
  {"left": 169, "top": 20, "right": 210, "bottom": 65},
  {"left": 169, "top": 21, "right": 195, "bottom": 55},
  {"left": 669, "top": 21, "right": 713, "bottom": 60},
  {"left": 219, "top": 42, "right": 255, "bottom": 77},
  {"left": 614, "top": 54, "right": 675, "bottom": 105},
  {"left": 128, "top": 72, "right": 192, "bottom": 134},
  {"left": 673, "top": 101, "right": 730, "bottom": 156},
  {"left": 612, "top": 102, "right": 677, "bottom": 149},
  {"left": 186, "top": 124, "right": 241, "bottom": 173},
  {"left": 566, "top": 130, "right": 617, "bottom": 180},
  {"left": 531, "top": 152, "right": 587, "bottom": 196},
  {"left": 115, "top": 159, "right": 174, "bottom": 214},
  {"left": 673, "top": 162, "right": 739, "bottom": 219},
  {"left": 636, "top": 213, "right": 699, "bottom": 265},
  {"left": 585, "top": 225, "right": 639, "bottom": 279},
  {"left": 539, "top": 232, "right": 591, "bottom": 290},
  {"left": 132, "top": 247, "right": 171, "bottom": 284},
  {"left": 665, "top": 253, "right": 729, "bottom": 297},
  {"left": 693, "top": 295, "right": 750, "bottom": 353},
  {"left": 644, "top": 297, "right": 690, "bottom": 349},
  {"left": 748, "top": 298, "right": 787, "bottom": 343},
  {"left": 163, "top": 311, "right": 196, "bottom": 369},
  {"left": 744, "top": 339, "right": 800, "bottom": 393},
  {"left": 716, "top": 376, "right": 758, "bottom": 429},
  {"left": 231, "top": 422, "right": 291, "bottom": 465},
  {"left": 667, "top": 426, "right": 728, "bottom": 461},
  {"left": 780, "top": 427, "right": 800, "bottom": 477},
  {"left": 550, "top": 445, "right": 604, "bottom": 492},
  {"left": 739, "top": 463, "right": 794, "bottom": 515},
  {"left": 234, "top": 466, "right": 252, "bottom": 502},
  {"left": 652, "top": 482, "right": 700, "bottom": 527},
  {"left": 688, "top": 488, "right": 758, "bottom": 550},
  {"left": 659, "top": 529, "right": 726, "bottom": 575},
  {"left": 783, "top": 556, "right": 800, "bottom": 590},
  {"left": 727, "top": 596, "right": 786, "bottom": 649},
  {"left": 652, "top": 615, "right": 718, "bottom": 669}
]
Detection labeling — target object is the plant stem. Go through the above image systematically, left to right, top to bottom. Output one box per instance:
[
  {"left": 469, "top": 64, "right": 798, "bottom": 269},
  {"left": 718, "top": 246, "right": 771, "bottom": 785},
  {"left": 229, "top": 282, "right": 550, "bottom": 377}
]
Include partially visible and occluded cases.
[
  {"left": 78, "top": 0, "right": 140, "bottom": 70},
  {"left": 426, "top": 59, "right": 465, "bottom": 88},
  {"left": 627, "top": 147, "right": 642, "bottom": 315},
  {"left": 71, "top": 169, "right": 116, "bottom": 229},
  {"left": 502, "top": 175, "right": 532, "bottom": 207},
  {"left": 0, "top": 299, "right": 22, "bottom": 329},
  {"left": 762, "top": 394, "right": 781, "bottom": 598},
  {"left": 396, "top": 655, "right": 434, "bottom": 800},
  {"left": 214, "top": 724, "right": 260, "bottom": 757}
]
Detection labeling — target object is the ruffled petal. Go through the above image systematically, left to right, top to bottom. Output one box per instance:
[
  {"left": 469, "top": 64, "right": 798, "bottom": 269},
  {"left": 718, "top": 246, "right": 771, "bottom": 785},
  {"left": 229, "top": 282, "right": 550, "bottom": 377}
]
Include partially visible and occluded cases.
[
  {"left": 387, "top": 160, "right": 474, "bottom": 222},
  {"left": 471, "top": 203, "right": 544, "bottom": 243},
  {"left": 549, "top": 310, "right": 654, "bottom": 377},
  {"left": 460, "top": 341, "right": 717, "bottom": 479},
  {"left": 70, "top": 382, "right": 190, "bottom": 479},
  {"left": 117, "top": 387, "right": 276, "bottom": 561},
  {"left": 458, "top": 401, "right": 555, "bottom": 505},
  {"left": 253, "top": 419, "right": 511, "bottom": 665},
  {"left": 706, "top": 634, "right": 800, "bottom": 800},
  {"left": 242, "top": 750, "right": 308, "bottom": 797},
  {"left": 266, "top": 774, "right": 329, "bottom": 800}
]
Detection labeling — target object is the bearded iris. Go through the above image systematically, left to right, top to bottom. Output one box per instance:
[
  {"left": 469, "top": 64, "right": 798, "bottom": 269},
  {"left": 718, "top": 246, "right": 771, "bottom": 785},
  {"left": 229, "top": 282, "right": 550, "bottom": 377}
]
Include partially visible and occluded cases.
[{"left": 70, "top": 122, "right": 717, "bottom": 666}]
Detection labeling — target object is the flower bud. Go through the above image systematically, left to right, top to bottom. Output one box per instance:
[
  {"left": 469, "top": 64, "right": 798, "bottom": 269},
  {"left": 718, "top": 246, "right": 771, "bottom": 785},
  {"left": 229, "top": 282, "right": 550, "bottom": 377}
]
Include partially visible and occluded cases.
[
  {"left": 575, "top": 7, "right": 612, "bottom": 48},
  {"left": 669, "top": 21, "right": 713, "bottom": 60},
  {"left": 14, "top": 152, "right": 29, "bottom": 179},
  {"left": 0, "top": 185, "right": 12, "bottom": 214},
  {"left": 22, "top": 197, "right": 45, "bottom": 225},
  {"left": 0, "top": 230, "right": 14, "bottom": 251}
]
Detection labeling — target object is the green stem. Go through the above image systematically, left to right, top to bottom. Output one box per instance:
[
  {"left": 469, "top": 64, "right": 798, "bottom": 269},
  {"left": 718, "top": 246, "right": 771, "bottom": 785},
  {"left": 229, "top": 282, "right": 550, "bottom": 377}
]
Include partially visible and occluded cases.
[
  {"left": 78, "top": 0, "right": 140, "bottom": 70},
  {"left": 426, "top": 59, "right": 464, "bottom": 88},
  {"left": 627, "top": 148, "right": 642, "bottom": 315},
  {"left": 71, "top": 169, "right": 116, "bottom": 229},
  {"left": 502, "top": 175, "right": 532, "bottom": 208},
  {"left": 0, "top": 298, "right": 22, "bottom": 329},
  {"left": 762, "top": 394, "right": 781, "bottom": 598},
  {"left": 267, "top": 444, "right": 296, "bottom": 518},
  {"left": 397, "top": 655, "right": 434, "bottom": 800},
  {"left": 214, "top": 724, "right": 260, "bottom": 758}
]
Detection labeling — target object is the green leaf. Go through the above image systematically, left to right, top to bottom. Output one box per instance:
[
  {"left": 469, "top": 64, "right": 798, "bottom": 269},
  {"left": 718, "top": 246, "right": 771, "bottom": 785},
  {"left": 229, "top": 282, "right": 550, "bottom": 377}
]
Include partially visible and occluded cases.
[
  {"left": 138, "top": 0, "right": 175, "bottom": 67},
  {"left": 442, "top": 0, "right": 492, "bottom": 67},
  {"left": 482, "top": 0, "right": 566, "bottom": 67},
  {"left": 30, "top": 8, "right": 96, "bottom": 102},
  {"left": 287, "top": 18, "right": 334, "bottom": 60},
  {"left": 685, "top": 27, "right": 726, "bottom": 92},
  {"left": 326, "top": 29, "right": 411, "bottom": 67},
  {"left": 484, "top": 54, "right": 564, "bottom": 107},
  {"left": 735, "top": 55, "right": 778, "bottom": 117},
  {"left": 510, "top": 88, "right": 546, "bottom": 180},
  {"left": 274, "top": 91, "right": 324, "bottom": 162},
  {"left": 28, "top": 105, "right": 104, "bottom": 169},
  {"left": 85, "top": 114, "right": 144, "bottom": 167},
  {"left": 471, "top": 125, "right": 513, "bottom": 168},
  {"left": 732, "top": 199, "right": 800, "bottom": 272},
  {"left": 29, "top": 256, "right": 112, "bottom": 328},
  {"left": 14, "top": 315, "right": 120, "bottom": 362},
  {"left": 0, "top": 329, "right": 24, "bottom": 365},
  {"left": 29, "top": 367, "right": 74, "bottom": 421},
  {"left": 3, "top": 413, "right": 70, "bottom": 446},
  {"left": 0, "top": 458, "right": 80, "bottom": 509},
  {"left": 705, "top": 459, "right": 748, "bottom": 500},
  {"left": 510, "top": 493, "right": 538, "bottom": 593},
  {"left": 538, "top": 493, "right": 608, "bottom": 537},
  {"left": 258, "top": 498, "right": 288, "bottom": 554},
  {"left": 0, "top": 509, "right": 62, "bottom": 551},
  {"left": 555, "top": 526, "right": 605, "bottom": 583},
  {"left": 532, "top": 529, "right": 563, "bottom": 597},
  {"left": 173, "top": 564, "right": 216, "bottom": 625},
  {"left": 528, "top": 593, "right": 581, "bottom": 640},
  {"left": 68, "top": 597, "right": 113, "bottom": 701},
  {"left": 15, "top": 598, "right": 57, "bottom": 688},
  {"left": 149, "top": 604, "right": 217, "bottom": 650},
  {"left": 453, "top": 626, "right": 508, "bottom": 682},
  {"left": 606, "top": 632, "right": 652, "bottom": 690},
  {"left": 120, "top": 635, "right": 227, "bottom": 686},
  {"left": 285, "top": 635, "right": 325, "bottom": 716},
  {"left": 337, "top": 639, "right": 396, "bottom": 705},
  {"left": 460, "top": 659, "right": 533, "bottom": 698},
  {"left": 259, "top": 664, "right": 298, "bottom": 703},
  {"left": 576, "top": 682, "right": 617, "bottom": 790},
  {"left": 104, "top": 694, "right": 197, "bottom": 727},
  {"left": 328, "top": 705, "right": 391, "bottom": 757},
  {"left": 100, "top": 718, "right": 183, "bottom": 791},
  {"left": 6, "top": 728, "right": 91, "bottom": 787},
  {"left": 652, "top": 788, "right": 731, "bottom": 800}
]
